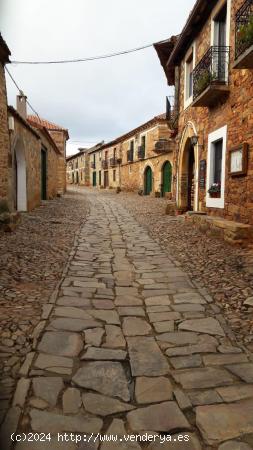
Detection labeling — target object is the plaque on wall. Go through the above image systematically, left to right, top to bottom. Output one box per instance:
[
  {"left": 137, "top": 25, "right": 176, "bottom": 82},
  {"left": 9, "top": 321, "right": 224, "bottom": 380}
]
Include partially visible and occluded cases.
[
  {"left": 229, "top": 143, "right": 248, "bottom": 176},
  {"left": 199, "top": 159, "right": 206, "bottom": 190}
]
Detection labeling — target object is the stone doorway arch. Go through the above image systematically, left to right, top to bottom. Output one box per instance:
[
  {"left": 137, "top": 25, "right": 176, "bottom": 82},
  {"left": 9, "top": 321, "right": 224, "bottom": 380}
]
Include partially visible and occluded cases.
[
  {"left": 178, "top": 122, "right": 199, "bottom": 211},
  {"left": 14, "top": 138, "right": 27, "bottom": 212}
]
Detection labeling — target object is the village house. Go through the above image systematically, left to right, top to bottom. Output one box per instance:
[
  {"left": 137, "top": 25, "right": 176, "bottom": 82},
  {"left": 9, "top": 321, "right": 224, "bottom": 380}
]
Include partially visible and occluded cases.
[
  {"left": 154, "top": 0, "right": 253, "bottom": 243},
  {"left": 0, "top": 33, "right": 69, "bottom": 227},
  {"left": 8, "top": 96, "right": 64, "bottom": 212},
  {"left": 89, "top": 114, "right": 176, "bottom": 196},
  {"left": 28, "top": 115, "right": 69, "bottom": 195},
  {"left": 66, "top": 142, "right": 104, "bottom": 187},
  {"left": 89, "top": 142, "right": 121, "bottom": 189},
  {"left": 66, "top": 148, "right": 89, "bottom": 185}
]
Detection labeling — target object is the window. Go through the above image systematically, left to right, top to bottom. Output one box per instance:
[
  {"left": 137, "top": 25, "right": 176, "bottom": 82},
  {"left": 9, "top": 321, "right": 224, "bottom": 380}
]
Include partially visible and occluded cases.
[
  {"left": 213, "top": 3, "right": 227, "bottom": 47},
  {"left": 184, "top": 44, "right": 195, "bottom": 108},
  {"left": 186, "top": 54, "right": 193, "bottom": 99},
  {"left": 206, "top": 125, "right": 227, "bottom": 209},
  {"left": 141, "top": 135, "right": 146, "bottom": 151},
  {"left": 130, "top": 140, "right": 134, "bottom": 160},
  {"left": 213, "top": 140, "right": 222, "bottom": 184},
  {"left": 113, "top": 148, "right": 116, "bottom": 159},
  {"left": 99, "top": 151, "right": 102, "bottom": 161},
  {"left": 99, "top": 170, "right": 101, "bottom": 185},
  {"left": 113, "top": 170, "right": 116, "bottom": 182}
]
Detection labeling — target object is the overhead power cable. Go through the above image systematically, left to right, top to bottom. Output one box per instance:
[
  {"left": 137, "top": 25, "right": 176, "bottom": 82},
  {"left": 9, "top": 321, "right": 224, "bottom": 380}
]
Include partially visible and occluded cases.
[
  {"left": 10, "top": 43, "right": 153, "bottom": 65},
  {"left": 5, "top": 66, "right": 40, "bottom": 119}
]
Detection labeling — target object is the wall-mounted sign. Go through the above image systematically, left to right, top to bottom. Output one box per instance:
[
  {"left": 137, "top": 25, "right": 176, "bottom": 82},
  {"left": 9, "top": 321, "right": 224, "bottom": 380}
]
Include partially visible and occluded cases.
[
  {"left": 229, "top": 143, "right": 248, "bottom": 177},
  {"left": 199, "top": 159, "right": 206, "bottom": 190}
]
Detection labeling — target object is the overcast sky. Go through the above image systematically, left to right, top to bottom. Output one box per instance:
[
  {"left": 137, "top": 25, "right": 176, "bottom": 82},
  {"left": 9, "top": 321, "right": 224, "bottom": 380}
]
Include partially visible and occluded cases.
[{"left": 0, "top": 0, "right": 195, "bottom": 155}]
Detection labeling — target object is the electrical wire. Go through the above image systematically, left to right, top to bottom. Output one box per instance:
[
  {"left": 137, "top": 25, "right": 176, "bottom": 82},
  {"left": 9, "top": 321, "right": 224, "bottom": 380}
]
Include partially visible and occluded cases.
[
  {"left": 10, "top": 43, "right": 153, "bottom": 65},
  {"left": 5, "top": 66, "right": 41, "bottom": 119}
]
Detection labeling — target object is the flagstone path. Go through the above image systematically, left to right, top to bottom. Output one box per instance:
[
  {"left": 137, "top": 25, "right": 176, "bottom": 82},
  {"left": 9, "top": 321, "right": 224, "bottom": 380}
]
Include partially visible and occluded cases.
[{"left": 1, "top": 191, "right": 253, "bottom": 449}]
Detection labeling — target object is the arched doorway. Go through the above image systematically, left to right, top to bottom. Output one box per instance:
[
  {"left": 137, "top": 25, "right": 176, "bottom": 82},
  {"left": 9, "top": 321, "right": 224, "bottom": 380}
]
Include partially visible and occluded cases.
[
  {"left": 178, "top": 123, "right": 199, "bottom": 212},
  {"left": 179, "top": 138, "right": 196, "bottom": 211},
  {"left": 14, "top": 139, "right": 27, "bottom": 212},
  {"left": 161, "top": 161, "right": 172, "bottom": 197},
  {"left": 144, "top": 166, "right": 152, "bottom": 195}
]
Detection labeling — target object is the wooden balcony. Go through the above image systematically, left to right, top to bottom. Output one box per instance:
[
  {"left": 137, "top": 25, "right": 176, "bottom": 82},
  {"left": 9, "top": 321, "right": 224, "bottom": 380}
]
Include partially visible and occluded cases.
[
  {"left": 233, "top": 0, "right": 253, "bottom": 69},
  {"left": 192, "top": 46, "right": 230, "bottom": 108},
  {"left": 153, "top": 139, "right": 173, "bottom": 154},
  {"left": 110, "top": 158, "right": 117, "bottom": 167},
  {"left": 102, "top": 160, "right": 108, "bottom": 169}
]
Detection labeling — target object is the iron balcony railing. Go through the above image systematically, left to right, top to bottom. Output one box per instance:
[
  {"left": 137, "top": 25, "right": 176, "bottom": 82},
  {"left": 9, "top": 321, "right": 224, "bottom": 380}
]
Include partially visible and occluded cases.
[
  {"left": 235, "top": 0, "right": 253, "bottom": 59},
  {"left": 193, "top": 46, "right": 230, "bottom": 100},
  {"left": 137, "top": 146, "right": 145, "bottom": 159},
  {"left": 127, "top": 149, "right": 134, "bottom": 162},
  {"left": 110, "top": 157, "right": 117, "bottom": 167},
  {"left": 102, "top": 159, "right": 108, "bottom": 169},
  {"left": 90, "top": 161, "right": 96, "bottom": 169}
]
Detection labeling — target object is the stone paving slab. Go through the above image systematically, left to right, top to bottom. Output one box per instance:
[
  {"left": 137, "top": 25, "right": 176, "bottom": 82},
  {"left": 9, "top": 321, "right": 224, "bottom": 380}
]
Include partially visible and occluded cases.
[{"left": 2, "top": 190, "right": 253, "bottom": 450}]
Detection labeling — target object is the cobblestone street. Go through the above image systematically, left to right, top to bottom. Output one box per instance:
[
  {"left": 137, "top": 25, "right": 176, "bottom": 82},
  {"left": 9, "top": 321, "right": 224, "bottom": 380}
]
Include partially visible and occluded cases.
[
  {"left": 1, "top": 188, "right": 253, "bottom": 449},
  {"left": 0, "top": 191, "right": 88, "bottom": 429}
]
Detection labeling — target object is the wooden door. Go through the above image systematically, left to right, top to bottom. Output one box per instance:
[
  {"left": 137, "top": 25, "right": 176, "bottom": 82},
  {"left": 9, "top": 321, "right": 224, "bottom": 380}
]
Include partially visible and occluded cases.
[
  {"left": 162, "top": 161, "right": 172, "bottom": 196},
  {"left": 144, "top": 167, "right": 152, "bottom": 195},
  {"left": 92, "top": 171, "right": 97, "bottom": 187}
]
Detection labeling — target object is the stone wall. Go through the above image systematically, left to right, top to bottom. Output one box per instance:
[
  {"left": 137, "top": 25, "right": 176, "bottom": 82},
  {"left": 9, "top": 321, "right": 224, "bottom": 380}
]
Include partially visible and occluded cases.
[
  {"left": 175, "top": 0, "right": 253, "bottom": 224},
  {"left": 0, "top": 41, "right": 11, "bottom": 212},
  {"left": 9, "top": 114, "right": 41, "bottom": 212},
  {"left": 48, "top": 130, "right": 67, "bottom": 194}
]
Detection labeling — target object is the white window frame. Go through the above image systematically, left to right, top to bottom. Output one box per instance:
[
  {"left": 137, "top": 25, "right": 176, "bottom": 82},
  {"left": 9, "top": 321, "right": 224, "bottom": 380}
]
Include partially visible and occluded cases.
[
  {"left": 184, "top": 42, "right": 196, "bottom": 109},
  {"left": 206, "top": 125, "right": 227, "bottom": 209}
]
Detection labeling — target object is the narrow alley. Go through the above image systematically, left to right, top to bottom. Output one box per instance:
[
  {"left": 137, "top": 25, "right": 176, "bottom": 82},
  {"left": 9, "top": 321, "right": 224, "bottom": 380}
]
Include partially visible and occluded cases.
[{"left": 1, "top": 188, "right": 253, "bottom": 450}]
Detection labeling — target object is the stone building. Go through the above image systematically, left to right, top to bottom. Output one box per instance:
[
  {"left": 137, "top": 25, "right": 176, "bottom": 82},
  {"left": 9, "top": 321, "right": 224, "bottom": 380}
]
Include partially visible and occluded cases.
[
  {"left": 154, "top": 0, "right": 253, "bottom": 231},
  {"left": 0, "top": 33, "right": 69, "bottom": 224},
  {"left": 0, "top": 34, "right": 12, "bottom": 214},
  {"left": 8, "top": 96, "right": 62, "bottom": 212},
  {"left": 28, "top": 115, "right": 69, "bottom": 195},
  {"left": 90, "top": 115, "right": 176, "bottom": 195},
  {"left": 66, "top": 142, "right": 104, "bottom": 186},
  {"left": 89, "top": 143, "right": 120, "bottom": 189},
  {"left": 66, "top": 148, "right": 89, "bottom": 185}
]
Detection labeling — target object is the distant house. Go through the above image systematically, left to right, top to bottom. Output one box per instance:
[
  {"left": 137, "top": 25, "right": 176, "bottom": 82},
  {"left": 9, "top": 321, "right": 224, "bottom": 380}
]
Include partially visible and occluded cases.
[
  {"left": 89, "top": 114, "right": 176, "bottom": 197},
  {"left": 66, "top": 142, "right": 104, "bottom": 187}
]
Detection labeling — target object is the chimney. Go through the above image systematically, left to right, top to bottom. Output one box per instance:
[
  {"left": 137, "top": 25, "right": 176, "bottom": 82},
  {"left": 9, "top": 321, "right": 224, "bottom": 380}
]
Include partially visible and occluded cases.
[{"left": 16, "top": 92, "right": 27, "bottom": 119}]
